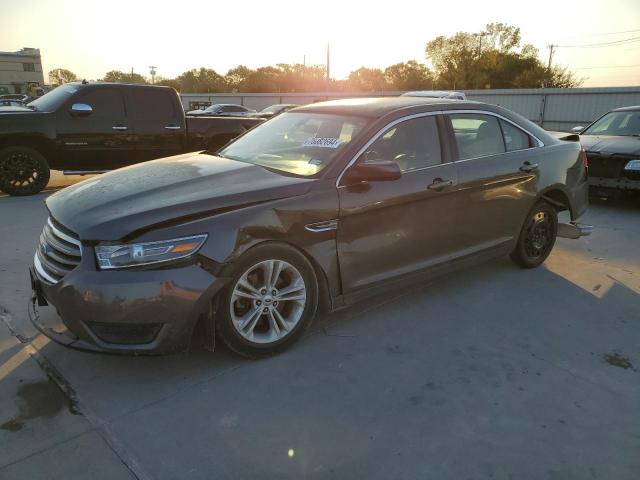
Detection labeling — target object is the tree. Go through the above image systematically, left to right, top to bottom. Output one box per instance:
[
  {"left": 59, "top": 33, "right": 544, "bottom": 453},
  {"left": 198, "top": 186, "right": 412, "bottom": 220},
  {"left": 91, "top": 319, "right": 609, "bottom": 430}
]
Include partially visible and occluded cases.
[
  {"left": 425, "top": 22, "right": 581, "bottom": 89},
  {"left": 384, "top": 61, "right": 433, "bottom": 90},
  {"left": 224, "top": 65, "right": 255, "bottom": 92},
  {"left": 347, "top": 67, "right": 388, "bottom": 91},
  {"left": 49, "top": 68, "right": 77, "bottom": 85},
  {"left": 174, "top": 68, "right": 225, "bottom": 93},
  {"left": 102, "top": 70, "right": 148, "bottom": 84}
]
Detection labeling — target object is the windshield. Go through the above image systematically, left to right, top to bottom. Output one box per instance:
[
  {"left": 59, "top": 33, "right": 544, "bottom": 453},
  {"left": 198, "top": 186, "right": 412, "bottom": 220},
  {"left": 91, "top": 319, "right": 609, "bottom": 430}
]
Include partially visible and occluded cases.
[
  {"left": 27, "top": 84, "right": 79, "bottom": 112},
  {"left": 583, "top": 111, "right": 640, "bottom": 136},
  {"left": 218, "top": 112, "right": 369, "bottom": 176}
]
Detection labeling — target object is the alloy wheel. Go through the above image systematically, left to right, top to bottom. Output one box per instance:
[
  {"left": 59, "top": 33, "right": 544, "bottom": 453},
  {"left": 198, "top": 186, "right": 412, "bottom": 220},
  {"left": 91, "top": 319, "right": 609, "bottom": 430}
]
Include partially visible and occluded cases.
[
  {"left": 0, "top": 152, "right": 45, "bottom": 189},
  {"left": 230, "top": 259, "right": 307, "bottom": 344}
]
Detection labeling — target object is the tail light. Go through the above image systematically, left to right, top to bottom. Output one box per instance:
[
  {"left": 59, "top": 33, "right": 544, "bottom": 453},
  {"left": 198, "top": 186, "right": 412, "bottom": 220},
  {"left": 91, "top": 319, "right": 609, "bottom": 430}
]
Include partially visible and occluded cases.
[{"left": 580, "top": 149, "right": 589, "bottom": 169}]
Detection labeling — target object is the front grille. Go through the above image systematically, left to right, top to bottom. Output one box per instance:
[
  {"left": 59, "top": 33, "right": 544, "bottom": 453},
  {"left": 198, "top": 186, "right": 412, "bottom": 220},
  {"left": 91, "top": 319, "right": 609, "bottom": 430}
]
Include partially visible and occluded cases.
[
  {"left": 586, "top": 152, "right": 632, "bottom": 179},
  {"left": 34, "top": 217, "right": 82, "bottom": 284},
  {"left": 87, "top": 322, "right": 162, "bottom": 345}
]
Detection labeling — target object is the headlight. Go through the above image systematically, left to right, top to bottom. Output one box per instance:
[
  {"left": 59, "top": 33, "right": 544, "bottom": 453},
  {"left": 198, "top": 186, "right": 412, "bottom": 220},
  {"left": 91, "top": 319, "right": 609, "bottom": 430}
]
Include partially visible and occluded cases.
[
  {"left": 623, "top": 159, "right": 640, "bottom": 172},
  {"left": 95, "top": 234, "right": 207, "bottom": 270}
]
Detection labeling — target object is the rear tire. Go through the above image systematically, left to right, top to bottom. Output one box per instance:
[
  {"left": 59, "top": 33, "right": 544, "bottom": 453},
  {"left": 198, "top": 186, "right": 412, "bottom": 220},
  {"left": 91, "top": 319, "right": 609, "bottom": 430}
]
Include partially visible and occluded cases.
[
  {"left": 0, "top": 146, "right": 50, "bottom": 196},
  {"left": 510, "top": 201, "right": 558, "bottom": 269},
  {"left": 216, "top": 243, "right": 319, "bottom": 358}
]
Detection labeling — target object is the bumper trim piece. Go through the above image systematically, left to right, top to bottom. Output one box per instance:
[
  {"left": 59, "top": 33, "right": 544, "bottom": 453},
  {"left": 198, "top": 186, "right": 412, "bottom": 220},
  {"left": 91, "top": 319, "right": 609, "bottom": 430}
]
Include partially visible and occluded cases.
[{"left": 557, "top": 222, "right": 593, "bottom": 239}]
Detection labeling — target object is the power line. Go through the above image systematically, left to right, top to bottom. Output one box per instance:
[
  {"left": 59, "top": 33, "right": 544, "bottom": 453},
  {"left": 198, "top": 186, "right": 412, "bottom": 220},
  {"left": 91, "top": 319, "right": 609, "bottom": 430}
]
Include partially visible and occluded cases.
[
  {"left": 558, "top": 28, "right": 640, "bottom": 39},
  {"left": 556, "top": 35, "right": 640, "bottom": 48},
  {"left": 573, "top": 64, "right": 640, "bottom": 70}
]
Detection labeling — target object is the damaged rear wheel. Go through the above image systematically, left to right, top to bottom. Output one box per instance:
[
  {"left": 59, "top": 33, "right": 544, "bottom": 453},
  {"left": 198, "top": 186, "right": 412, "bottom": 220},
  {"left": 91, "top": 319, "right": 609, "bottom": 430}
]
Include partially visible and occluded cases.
[{"left": 510, "top": 200, "right": 557, "bottom": 268}]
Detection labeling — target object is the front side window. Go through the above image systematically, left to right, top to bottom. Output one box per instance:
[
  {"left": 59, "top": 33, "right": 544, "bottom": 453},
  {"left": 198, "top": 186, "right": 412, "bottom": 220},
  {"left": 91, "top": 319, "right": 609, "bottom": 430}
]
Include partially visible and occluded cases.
[
  {"left": 75, "top": 89, "right": 125, "bottom": 118},
  {"left": 583, "top": 111, "right": 640, "bottom": 137},
  {"left": 218, "top": 112, "right": 368, "bottom": 177},
  {"left": 450, "top": 114, "right": 505, "bottom": 160},
  {"left": 360, "top": 116, "right": 442, "bottom": 172}
]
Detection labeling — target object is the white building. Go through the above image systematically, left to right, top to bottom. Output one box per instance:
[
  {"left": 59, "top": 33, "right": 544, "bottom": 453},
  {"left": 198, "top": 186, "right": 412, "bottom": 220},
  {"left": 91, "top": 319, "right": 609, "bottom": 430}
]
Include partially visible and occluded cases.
[{"left": 0, "top": 48, "right": 45, "bottom": 95}]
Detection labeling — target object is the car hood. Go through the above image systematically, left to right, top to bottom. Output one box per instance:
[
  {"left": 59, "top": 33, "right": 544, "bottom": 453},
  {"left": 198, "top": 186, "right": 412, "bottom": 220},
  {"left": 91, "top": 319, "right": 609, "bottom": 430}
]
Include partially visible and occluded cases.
[
  {"left": 579, "top": 135, "right": 640, "bottom": 156},
  {"left": 46, "top": 152, "right": 315, "bottom": 240}
]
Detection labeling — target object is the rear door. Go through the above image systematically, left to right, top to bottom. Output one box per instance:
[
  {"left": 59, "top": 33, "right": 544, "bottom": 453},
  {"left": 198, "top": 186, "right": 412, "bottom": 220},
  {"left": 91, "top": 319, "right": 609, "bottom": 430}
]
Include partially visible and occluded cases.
[
  {"left": 56, "top": 87, "right": 134, "bottom": 170},
  {"left": 130, "top": 87, "right": 185, "bottom": 164},
  {"left": 445, "top": 112, "right": 541, "bottom": 256},
  {"left": 337, "top": 114, "right": 465, "bottom": 295}
]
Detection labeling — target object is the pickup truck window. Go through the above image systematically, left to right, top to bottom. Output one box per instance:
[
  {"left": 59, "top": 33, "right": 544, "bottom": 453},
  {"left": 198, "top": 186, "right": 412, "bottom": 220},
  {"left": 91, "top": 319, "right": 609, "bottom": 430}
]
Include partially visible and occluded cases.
[
  {"left": 27, "top": 84, "right": 78, "bottom": 112},
  {"left": 75, "top": 89, "right": 126, "bottom": 118},
  {"left": 131, "top": 89, "right": 176, "bottom": 122},
  {"left": 218, "top": 112, "right": 368, "bottom": 177}
]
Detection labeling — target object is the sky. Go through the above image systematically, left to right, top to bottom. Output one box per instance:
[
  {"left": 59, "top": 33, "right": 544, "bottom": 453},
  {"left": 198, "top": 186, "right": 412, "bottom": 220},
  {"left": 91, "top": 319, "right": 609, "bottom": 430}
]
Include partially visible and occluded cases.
[{"left": 1, "top": 0, "right": 639, "bottom": 87}]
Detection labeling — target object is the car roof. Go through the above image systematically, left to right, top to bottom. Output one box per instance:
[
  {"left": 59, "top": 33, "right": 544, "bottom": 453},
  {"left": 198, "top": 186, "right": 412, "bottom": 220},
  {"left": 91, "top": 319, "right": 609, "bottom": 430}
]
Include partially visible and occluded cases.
[
  {"left": 402, "top": 90, "right": 465, "bottom": 97},
  {"left": 294, "top": 96, "right": 482, "bottom": 118},
  {"left": 612, "top": 105, "right": 640, "bottom": 112}
]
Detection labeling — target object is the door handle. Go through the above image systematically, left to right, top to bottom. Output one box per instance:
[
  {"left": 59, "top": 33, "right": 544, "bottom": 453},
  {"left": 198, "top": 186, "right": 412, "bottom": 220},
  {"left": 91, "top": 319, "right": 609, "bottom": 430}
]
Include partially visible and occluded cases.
[
  {"left": 112, "top": 125, "right": 128, "bottom": 131},
  {"left": 164, "top": 125, "right": 181, "bottom": 130},
  {"left": 519, "top": 162, "right": 539, "bottom": 172},
  {"left": 427, "top": 178, "right": 454, "bottom": 191}
]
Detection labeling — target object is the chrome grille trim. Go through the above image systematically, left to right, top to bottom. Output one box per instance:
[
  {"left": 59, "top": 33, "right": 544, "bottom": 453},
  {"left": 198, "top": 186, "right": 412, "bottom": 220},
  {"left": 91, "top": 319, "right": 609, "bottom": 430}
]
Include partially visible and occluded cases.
[{"left": 34, "top": 217, "right": 82, "bottom": 285}]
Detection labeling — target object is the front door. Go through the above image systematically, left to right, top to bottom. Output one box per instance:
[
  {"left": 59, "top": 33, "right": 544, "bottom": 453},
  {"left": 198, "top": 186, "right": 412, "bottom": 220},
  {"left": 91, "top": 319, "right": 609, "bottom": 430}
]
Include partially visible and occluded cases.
[
  {"left": 56, "top": 87, "right": 135, "bottom": 171},
  {"left": 337, "top": 114, "right": 463, "bottom": 295}
]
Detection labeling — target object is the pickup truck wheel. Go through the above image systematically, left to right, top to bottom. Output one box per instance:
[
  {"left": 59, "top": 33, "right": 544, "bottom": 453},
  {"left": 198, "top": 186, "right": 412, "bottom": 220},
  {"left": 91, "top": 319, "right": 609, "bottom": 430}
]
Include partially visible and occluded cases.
[
  {"left": 0, "top": 146, "right": 50, "bottom": 196},
  {"left": 510, "top": 201, "right": 558, "bottom": 269},
  {"left": 216, "top": 243, "right": 319, "bottom": 358}
]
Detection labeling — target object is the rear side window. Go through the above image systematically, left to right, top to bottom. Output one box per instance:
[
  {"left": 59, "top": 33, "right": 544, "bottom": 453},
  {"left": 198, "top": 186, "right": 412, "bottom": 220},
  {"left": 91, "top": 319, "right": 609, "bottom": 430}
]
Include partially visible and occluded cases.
[
  {"left": 75, "top": 89, "right": 125, "bottom": 118},
  {"left": 131, "top": 89, "right": 176, "bottom": 122},
  {"left": 450, "top": 114, "right": 505, "bottom": 160},
  {"left": 362, "top": 116, "right": 442, "bottom": 172},
  {"left": 500, "top": 119, "right": 532, "bottom": 151}
]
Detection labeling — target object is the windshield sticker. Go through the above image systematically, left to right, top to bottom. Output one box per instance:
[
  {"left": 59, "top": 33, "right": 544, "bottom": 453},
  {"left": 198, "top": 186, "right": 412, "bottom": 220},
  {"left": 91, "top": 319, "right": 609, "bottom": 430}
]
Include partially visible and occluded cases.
[{"left": 303, "top": 137, "right": 343, "bottom": 148}]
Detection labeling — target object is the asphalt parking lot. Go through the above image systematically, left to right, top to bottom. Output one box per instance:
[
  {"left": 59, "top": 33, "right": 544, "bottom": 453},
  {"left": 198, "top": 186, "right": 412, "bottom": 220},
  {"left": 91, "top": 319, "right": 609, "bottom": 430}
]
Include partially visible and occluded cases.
[{"left": 1, "top": 180, "right": 639, "bottom": 479}]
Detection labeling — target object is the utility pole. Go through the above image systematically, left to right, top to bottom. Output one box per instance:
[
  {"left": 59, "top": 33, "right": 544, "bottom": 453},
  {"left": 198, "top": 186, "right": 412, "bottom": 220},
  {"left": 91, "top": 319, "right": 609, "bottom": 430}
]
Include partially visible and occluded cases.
[
  {"left": 477, "top": 32, "right": 486, "bottom": 56},
  {"left": 326, "top": 42, "right": 330, "bottom": 92},
  {"left": 547, "top": 44, "right": 556, "bottom": 70},
  {"left": 149, "top": 66, "right": 157, "bottom": 85},
  {"left": 131, "top": 67, "right": 134, "bottom": 82}
]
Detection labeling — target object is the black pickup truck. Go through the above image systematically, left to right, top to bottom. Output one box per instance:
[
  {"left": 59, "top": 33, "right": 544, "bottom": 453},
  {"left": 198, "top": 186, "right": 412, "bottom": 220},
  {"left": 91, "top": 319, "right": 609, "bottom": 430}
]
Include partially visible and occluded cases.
[{"left": 0, "top": 82, "right": 264, "bottom": 196}]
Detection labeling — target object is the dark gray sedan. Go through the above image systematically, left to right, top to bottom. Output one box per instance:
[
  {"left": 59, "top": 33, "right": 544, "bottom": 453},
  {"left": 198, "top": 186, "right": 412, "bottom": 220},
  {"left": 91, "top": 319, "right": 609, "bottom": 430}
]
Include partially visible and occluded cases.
[{"left": 30, "top": 97, "right": 590, "bottom": 358}]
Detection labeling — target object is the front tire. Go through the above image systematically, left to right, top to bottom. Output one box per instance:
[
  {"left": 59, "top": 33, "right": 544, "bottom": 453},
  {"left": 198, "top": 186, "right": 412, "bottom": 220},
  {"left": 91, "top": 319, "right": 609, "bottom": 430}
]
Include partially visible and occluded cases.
[
  {"left": 0, "top": 146, "right": 50, "bottom": 196},
  {"left": 510, "top": 201, "right": 558, "bottom": 269},
  {"left": 216, "top": 243, "right": 319, "bottom": 358}
]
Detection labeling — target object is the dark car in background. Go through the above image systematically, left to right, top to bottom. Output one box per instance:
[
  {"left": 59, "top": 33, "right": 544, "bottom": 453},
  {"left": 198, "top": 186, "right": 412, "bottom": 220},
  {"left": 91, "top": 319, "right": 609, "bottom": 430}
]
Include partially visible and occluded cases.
[
  {"left": 0, "top": 83, "right": 264, "bottom": 196},
  {"left": 30, "top": 97, "right": 590, "bottom": 358},
  {"left": 187, "top": 103, "right": 256, "bottom": 117},
  {"left": 253, "top": 104, "right": 298, "bottom": 119},
  {"left": 571, "top": 105, "right": 640, "bottom": 196}
]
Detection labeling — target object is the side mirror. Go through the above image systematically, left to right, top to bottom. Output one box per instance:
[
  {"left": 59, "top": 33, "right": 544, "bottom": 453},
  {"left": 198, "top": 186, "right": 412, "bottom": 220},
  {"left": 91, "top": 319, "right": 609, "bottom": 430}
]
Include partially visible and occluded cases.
[
  {"left": 70, "top": 103, "right": 93, "bottom": 117},
  {"left": 571, "top": 125, "right": 584, "bottom": 134},
  {"left": 342, "top": 160, "right": 402, "bottom": 185}
]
